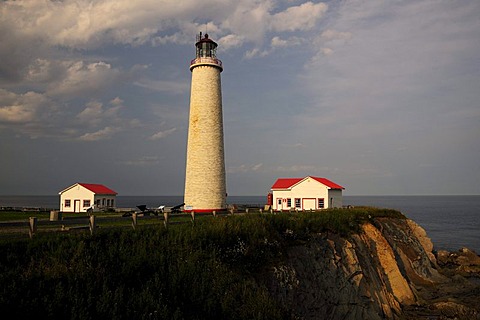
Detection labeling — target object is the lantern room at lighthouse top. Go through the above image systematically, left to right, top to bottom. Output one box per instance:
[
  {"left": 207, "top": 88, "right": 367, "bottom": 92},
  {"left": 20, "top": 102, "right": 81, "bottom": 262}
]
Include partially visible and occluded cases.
[{"left": 190, "top": 32, "right": 223, "bottom": 71}]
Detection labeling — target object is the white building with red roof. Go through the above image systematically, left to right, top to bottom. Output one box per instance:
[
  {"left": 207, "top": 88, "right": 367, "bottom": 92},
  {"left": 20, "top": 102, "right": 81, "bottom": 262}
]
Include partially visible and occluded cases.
[
  {"left": 270, "top": 176, "right": 345, "bottom": 211},
  {"left": 59, "top": 183, "right": 118, "bottom": 213}
]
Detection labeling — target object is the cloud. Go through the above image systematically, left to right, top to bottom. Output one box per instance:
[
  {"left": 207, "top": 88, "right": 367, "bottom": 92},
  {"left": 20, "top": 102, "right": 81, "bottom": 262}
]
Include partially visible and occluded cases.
[
  {"left": 0, "top": 0, "right": 330, "bottom": 85},
  {"left": 301, "top": 0, "right": 480, "bottom": 125},
  {"left": 1, "top": 1, "right": 325, "bottom": 50},
  {"left": 270, "top": 2, "right": 328, "bottom": 32},
  {"left": 320, "top": 29, "right": 352, "bottom": 41},
  {"left": 218, "top": 34, "right": 245, "bottom": 51},
  {"left": 271, "top": 36, "right": 303, "bottom": 48},
  {"left": 320, "top": 47, "right": 334, "bottom": 56},
  {"left": 245, "top": 48, "right": 270, "bottom": 59},
  {"left": 46, "top": 61, "right": 123, "bottom": 98},
  {"left": 0, "top": 90, "right": 47, "bottom": 123},
  {"left": 76, "top": 100, "right": 122, "bottom": 126},
  {"left": 78, "top": 126, "right": 120, "bottom": 141},
  {"left": 149, "top": 128, "right": 177, "bottom": 140},
  {"left": 120, "top": 156, "right": 161, "bottom": 167},
  {"left": 227, "top": 163, "right": 263, "bottom": 174},
  {"left": 271, "top": 165, "right": 331, "bottom": 173}
]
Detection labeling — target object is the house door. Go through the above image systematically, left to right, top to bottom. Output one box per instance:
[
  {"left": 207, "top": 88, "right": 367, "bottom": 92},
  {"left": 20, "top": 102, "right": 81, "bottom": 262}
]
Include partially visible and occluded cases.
[
  {"left": 277, "top": 198, "right": 282, "bottom": 211},
  {"left": 303, "top": 198, "right": 316, "bottom": 211},
  {"left": 74, "top": 200, "right": 81, "bottom": 213}
]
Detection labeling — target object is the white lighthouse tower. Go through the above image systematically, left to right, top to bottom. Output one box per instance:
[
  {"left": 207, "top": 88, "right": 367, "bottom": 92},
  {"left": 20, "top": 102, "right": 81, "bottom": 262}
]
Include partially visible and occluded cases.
[{"left": 184, "top": 33, "right": 226, "bottom": 213}]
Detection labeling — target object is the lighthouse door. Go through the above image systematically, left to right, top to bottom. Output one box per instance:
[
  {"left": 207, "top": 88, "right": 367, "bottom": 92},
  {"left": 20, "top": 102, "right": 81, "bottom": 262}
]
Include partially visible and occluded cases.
[{"left": 277, "top": 198, "right": 282, "bottom": 211}]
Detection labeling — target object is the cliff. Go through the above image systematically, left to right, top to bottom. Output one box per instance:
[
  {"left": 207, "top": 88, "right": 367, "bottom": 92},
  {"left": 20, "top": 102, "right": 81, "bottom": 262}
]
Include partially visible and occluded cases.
[{"left": 264, "top": 217, "right": 480, "bottom": 320}]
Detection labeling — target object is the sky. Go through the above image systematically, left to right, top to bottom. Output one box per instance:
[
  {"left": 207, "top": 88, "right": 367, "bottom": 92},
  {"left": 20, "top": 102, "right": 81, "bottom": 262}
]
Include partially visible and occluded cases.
[{"left": 1, "top": 0, "right": 479, "bottom": 196}]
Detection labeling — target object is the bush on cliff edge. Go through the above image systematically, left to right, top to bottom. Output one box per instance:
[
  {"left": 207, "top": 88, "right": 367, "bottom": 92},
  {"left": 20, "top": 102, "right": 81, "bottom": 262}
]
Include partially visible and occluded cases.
[{"left": 0, "top": 208, "right": 405, "bottom": 319}]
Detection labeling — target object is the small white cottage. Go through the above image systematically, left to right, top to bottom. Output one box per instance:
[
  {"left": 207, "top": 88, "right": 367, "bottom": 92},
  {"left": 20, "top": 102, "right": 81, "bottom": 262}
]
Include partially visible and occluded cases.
[
  {"left": 270, "top": 176, "right": 344, "bottom": 211},
  {"left": 59, "top": 183, "right": 118, "bottom": 213}
]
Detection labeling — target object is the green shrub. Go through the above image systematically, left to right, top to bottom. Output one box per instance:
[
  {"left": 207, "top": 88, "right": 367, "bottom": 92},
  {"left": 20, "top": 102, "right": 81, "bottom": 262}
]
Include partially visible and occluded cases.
[{"left": 0, "top": 207, "right": 403, "bottom": 319}]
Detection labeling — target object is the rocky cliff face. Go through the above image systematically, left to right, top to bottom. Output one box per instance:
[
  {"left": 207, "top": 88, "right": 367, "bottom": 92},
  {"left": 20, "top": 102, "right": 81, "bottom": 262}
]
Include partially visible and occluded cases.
[{"left": 264, "top": 218, "right": 480, "bottom": 320}]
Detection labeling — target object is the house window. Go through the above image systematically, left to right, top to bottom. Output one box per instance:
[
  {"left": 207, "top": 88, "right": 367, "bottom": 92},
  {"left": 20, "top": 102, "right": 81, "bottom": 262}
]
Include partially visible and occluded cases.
[
  {"left": 287, "top": 198, "right": 292, "bottom": 207},
  {"left": 295, "top": 198, "right": 301, "bottom": 208},
  {"left": 318, "top": 198, "right": 325, "bottom": 209},
  {"left": 65, "top": 199, "right": 71, "bottom": 207},
  {"left": 111, "top": 199, "right": 115, "bottom": 207},
  {"left": 83, "top": 200, "right": 91, "bottom": 208}
]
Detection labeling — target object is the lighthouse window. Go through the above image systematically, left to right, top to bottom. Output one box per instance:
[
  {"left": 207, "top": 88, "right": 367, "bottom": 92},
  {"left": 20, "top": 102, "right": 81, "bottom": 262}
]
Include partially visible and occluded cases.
[
  {"left": 202, "top": 43, "right": 209, "bottom": 56},
  {"left": 286, "top": 198, "right": 292, "bottom": 207}
]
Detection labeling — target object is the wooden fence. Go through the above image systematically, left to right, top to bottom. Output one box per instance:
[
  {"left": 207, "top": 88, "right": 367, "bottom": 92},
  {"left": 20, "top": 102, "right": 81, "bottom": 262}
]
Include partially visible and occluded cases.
[{"left": 0, "top": 207, "right": 274, "bottom": 240}]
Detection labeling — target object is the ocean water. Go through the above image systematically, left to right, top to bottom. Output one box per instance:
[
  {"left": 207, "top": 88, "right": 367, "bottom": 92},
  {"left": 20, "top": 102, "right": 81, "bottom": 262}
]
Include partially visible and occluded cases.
[{"left": 1, "top": 195, "right": 478, "bottom": 253}]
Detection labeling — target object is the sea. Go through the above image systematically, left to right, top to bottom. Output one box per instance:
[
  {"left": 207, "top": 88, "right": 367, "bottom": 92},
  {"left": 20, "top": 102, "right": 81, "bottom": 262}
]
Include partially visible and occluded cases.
[{"left": 1, "top": 195, "right": 478, "bottom": 253}]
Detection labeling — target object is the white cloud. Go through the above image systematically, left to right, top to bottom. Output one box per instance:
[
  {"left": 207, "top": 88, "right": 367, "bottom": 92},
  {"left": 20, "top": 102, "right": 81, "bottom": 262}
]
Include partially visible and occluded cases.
[
  {"left": 1, "top": 0, "right": 330, "bottom": 85},
  {"left": 2, "top": 0, "right": 301, "bottom": 49},
  {"left": 270, "top": 2, "right": 328, "bottom": 32},
  {"left": 320, "top": 29, "right": 352, "bottom": 41},
  {"left": 218, "top": 34, "right": 245, "bottom": 51},
  {"left": 271, "top": 36, "right": 303, "bottom": 48},
  {"left": 320, "top": 47, "right": 334, "bottom": 56},
  {"left": 245, "top": 48, "right": 270, "bottom": 59},
  {"left": 46, "top": 61, "right": 122, "bottom": 98},
  {"left": 0, "top": 89, "right": 50, "bottom": 124},
  {"left": 76, "top": 100, "right": 122, "bottom": 126},
  {"left": 76, "top": 101, "right": 104, "bottom": 125},
  {"left": 78, "top": 126, "right": 120, "bottom": 141},
  {"left": 149, "top": 128, "right": 177, "bottom": 140},
  {"left": 120, "top": 156, "right": 161, "bottom": 166},
  {"left": 227, "top": 163, "right": 263, "bottom": 173},
  {"left": 252, "top": 163, "right": 263, "bottom": 171},
  {"left": 272, "top": 165, "right": 328, "bottom": 173}
]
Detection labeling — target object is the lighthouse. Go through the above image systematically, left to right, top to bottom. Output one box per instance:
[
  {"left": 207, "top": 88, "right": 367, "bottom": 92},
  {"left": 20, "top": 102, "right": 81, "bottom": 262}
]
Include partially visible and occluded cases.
[{"left": 184, "top": 33, "right": 226, "bottom": 213}]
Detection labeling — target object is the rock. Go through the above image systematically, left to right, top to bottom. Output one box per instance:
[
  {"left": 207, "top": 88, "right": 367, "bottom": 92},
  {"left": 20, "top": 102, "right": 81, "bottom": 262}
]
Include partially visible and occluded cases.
[
  {"left": 263, "top": 218, "right": 480, "bottom": 320},
  {"left": 373, "top": 218, "right": 446, "bottom": 285},
  {"left": 406, "top": 219, "right": 437, "bottom": 265},
  {"left": 358, "top": 223, "right": 415, "bottom": 305},
  {"left": 435, "top": 247, "right": 480, "bottom": 276},
  {"left": 457, "top": 247, "right": 480, "bottom": 266},
  {"left": 436, "top": 250, "right": 450, "bottom": 266},
  {"left": 432, "top": 301, "right": 480, "bottom": 319}
]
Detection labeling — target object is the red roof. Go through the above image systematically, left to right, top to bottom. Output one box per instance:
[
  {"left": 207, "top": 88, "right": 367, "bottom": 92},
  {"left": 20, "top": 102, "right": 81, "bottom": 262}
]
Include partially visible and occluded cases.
[
  {"left": 271, "top": 176, "right": 344, "bottom": 190},
  {"left": 310, "top": 177, "right": 344, "bottom": 189},
  {"left": 271, "top": 178, "right": 303, "bottom": 189},
  {"left": 78, "top": 183, "right": 117, "bottom": 195}
]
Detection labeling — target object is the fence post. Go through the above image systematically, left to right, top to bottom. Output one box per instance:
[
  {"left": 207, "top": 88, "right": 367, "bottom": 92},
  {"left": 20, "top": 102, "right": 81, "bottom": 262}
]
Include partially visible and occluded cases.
[
  {"left": 245, "top": 208, "right": 249, "bottom": 214},
  {"left": 259, "top": 208, "right": 263, "bottom": 214},
  {"left": 49, "top": 210, "right": 62, "bottom": 221},
  {"left": 212, "top": 210, "right": 216, "bottom": 218},
  {"left": 163, "top": 211, "right": 169, "bottom": 229},
  {"left": 191, "top": 211, "right": 195, "bottom": 225},
  {"left": 132, "top": 213, "right": 137, "bottom": 230},
  {"left": 89, "top": 215, "right": 96, "bottom": 235},
  {"left": 28, "top": 217, "right": 37, "bottom": 239}
]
